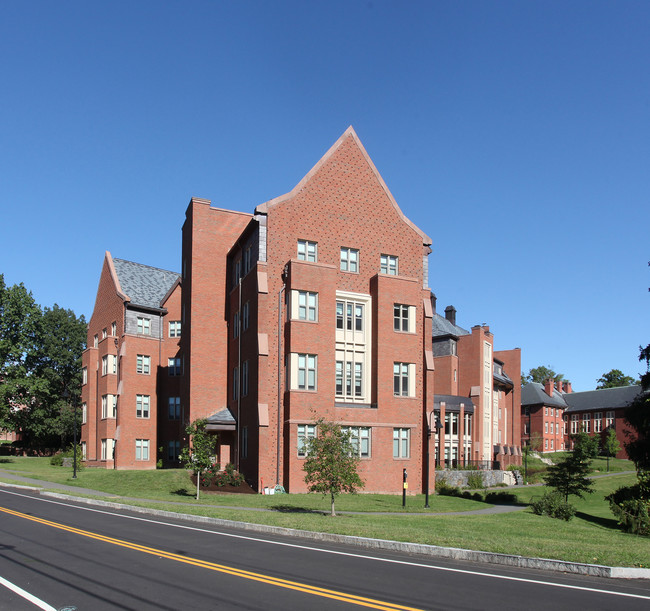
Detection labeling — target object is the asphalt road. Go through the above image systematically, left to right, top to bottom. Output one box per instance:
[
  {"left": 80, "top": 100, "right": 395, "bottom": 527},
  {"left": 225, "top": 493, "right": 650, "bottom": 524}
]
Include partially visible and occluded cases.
[{"left": 1, "top": 488, "right": 649, "bottom": 611}]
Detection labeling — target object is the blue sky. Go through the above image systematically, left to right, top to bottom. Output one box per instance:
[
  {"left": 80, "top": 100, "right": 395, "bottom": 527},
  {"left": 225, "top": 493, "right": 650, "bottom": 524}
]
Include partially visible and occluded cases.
[{"left": 1, "top": 1, "right": 648, "bottom": 390}]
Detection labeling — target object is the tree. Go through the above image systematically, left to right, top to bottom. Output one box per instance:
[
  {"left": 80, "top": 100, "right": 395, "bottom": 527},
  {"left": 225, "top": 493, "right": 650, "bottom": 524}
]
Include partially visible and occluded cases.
[
  {"left": 522, "top": 366, "right": 568, "bottom": 386},
  {"left": 596, "top": 369, "right": 637, "bottom": 389},
  {"left": 303, "top": 417, "right": 364, "bottom": 516},
  {"left": 180, "top": 419, "right": 216, "bottom": 500},
  {"left": 602, "top": 428, "right": 621, "bottom": 473},
  {"left": 528, "top": 431, "right": 543, "bottom": 452},
  {"left": 571, "top": 431, "right": 599, "bottom": 460},
  {"left": 544, "top": 452, "right": 594, "bottom": 503}
]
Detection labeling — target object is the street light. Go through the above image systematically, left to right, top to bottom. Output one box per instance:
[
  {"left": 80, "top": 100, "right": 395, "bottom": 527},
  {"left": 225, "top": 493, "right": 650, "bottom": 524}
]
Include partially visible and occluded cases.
[{"left": 424, "top": 412, "right": 443, "bottom": 508}]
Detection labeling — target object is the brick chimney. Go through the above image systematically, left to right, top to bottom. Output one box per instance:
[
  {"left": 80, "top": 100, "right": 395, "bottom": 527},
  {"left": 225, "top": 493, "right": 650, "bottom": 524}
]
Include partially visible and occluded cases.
[
  {"left": 431, "top": 293, "right": 437, "bottom": 314},
  {"left": 445, "top": 305, "right": 456, "bottom": 326},
  {"left": 544, "top": 378, "right": 554, "bottom": 397},
  {"left": 556, "top": 380, "right": 564, "bottom": 393},
  {"left": 564, "top": 381, "right": 572, "bottom": 393}
]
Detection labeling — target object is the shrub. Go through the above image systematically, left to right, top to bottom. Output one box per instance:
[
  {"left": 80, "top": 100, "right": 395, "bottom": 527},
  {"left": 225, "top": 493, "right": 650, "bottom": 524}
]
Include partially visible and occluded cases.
[
  {"left": 50, "top": 445, "right": 83, "bottom": 471},
  {"left": 465, "top": 471, "right": 485, "bottom": 490},
  {"left": 435, "top": 480, "right": 460, "bottom": 496},
  {"left": 606, "top": 483, "right": 650, "bottom": 536},
  {"left": 485, "top": 491, "right": 517, "bottom": 504},
  {"left": 531, "top": 491, "right": 575, "bottom": 521}
]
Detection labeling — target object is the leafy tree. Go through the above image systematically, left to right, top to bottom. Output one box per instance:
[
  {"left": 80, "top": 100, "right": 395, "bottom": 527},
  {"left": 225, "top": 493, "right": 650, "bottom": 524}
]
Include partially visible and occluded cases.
[
  {"left": 522, "top": 366, "right": 568, "bottom": 386},
  {"left": 596, "top": 369, "right": 637, "bottom": 389},
  {"left": 303, "top": 417, "right": 364, "bottom": 516},
  {"left": 180, "top": 419, "right": 217, "bottom": 500},
  {"left": 602, "top": 428, "right": 621, "bottom": 473},
  {"left": 529, "top": 431, "right": 543, "bottom": 452},
  {"left": 570, "top": 431, "right": 599, "bottom": 460},
  {"left": 544, "top": 452, "right": 594, "bottom": 503}
]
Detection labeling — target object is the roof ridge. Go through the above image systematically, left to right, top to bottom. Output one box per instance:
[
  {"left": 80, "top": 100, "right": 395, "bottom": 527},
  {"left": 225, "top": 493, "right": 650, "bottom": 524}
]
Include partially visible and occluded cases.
[{"left": 113, "top": 257, "right": 180, "bottom": 276}]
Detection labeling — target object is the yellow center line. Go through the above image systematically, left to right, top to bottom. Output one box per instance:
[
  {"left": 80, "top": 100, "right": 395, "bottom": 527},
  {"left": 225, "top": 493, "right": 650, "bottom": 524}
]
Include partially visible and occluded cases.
[{"left": 0, "top": 506, "right": 423, "bottom": 611}]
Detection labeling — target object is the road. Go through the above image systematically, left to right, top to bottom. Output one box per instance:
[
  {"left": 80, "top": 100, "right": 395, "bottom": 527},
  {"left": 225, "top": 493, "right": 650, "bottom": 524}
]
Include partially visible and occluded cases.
[{"left": 0, "top": 488, "right": 649, "bottom": 610}]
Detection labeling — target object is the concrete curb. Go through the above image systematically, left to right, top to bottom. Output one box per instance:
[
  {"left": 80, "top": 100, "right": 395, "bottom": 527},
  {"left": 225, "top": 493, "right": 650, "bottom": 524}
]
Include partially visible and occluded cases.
[{"left": 33, "top": 489, "right": 648, "bottom": 581}]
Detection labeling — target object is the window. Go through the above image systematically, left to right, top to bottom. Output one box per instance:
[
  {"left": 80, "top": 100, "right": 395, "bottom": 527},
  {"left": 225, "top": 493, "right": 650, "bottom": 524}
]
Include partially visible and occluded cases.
[
  {"left": 297, "top": 239, "right": 317, "bottom": 262},
  {"left": 243, "top": 245, "right": 253, "bottom": 274},
  {"left": 340, "top": 247, "right": 359, "bottom": 272},
  {"left": 380, "top": 254, "right": 398, "bottom": 275},
  {"left": 233, "top": 258, "right": 242, "bottom": 286},
  {"left": 296, "top": 291, "right": 317, "bottom": 321},
  {"left": 336, "top": 301, "right": 363, "bottom": 331},
  {"left": 242, "top": 302, "right": 250, "bottom": 331},
  {"left": 393, "top": 304, "right": 414, "bottom": 332},
  {"left": 233, "top": 311, "right": 239, "bottom": 338},
  {"left": 137, "top": 317, "right": 151, "bottom": 335},
  {"left": 169, "top": 321, "right": 181, "bottom": 337},
  {"left": 111, "top": 322, "right": 117, "bottom": 336},
  {"left": 102, "top": 328, "right": 107, "bottom": 339},
  {"left": 93, "top": 334, "right": 98, "bottom": 348},
  {"left": 101, "top": 354, "right": 116, "bottom": 376},
  {"left": 136, "top": 354, "right": 150, "bottom": 374},
  {"left": 297, "top": 354, "right": 317, "bottom": 391},
  {"left": 168, "top": 357, "right": 181, "bottom": 376},
  {"left": 242, "top": 360, "right": 249, "bottom": 397},
  {"left": 336, "top": 360, "right": 363, "bottom": 399},
  {"left": 393, "top": 362, "right": 414, "bottom": 397},
  {"left": 82, "top": 367, "right": 87, "bottom": 385},
  {"left": 233, "top": 367, "right": 239, "bottom": 400},
  {"left": 101, "top": 395, "right": 116, "bottom": 419},
  {"left": 136, "top": 395, "right": 150, "bottom": 418},
  {"left": 168, "top": 397, "right": 181, "bottom": 420},
  {"left": 81, "top": 402, "right": 87, "bottom": 424},
  {"left": 545, "top": 407, "right": 548, "bottom": 416},
  {"left": 605, "top": 411, "right": 614, "bottom": 428},
  {"left": 594, "top": 412, "right": 602, "bottom": 433},
  {"left": 570, "top": 414, "right": 578, "bottom": 434},
  {"left": 582, "top": 414, "right": 590, "bottom": 433},
  {"left": 545, "top": 422, "right": 548, "bottom": 434},
  {"left": 524, "top": 423, "right": 529, "bottom": 435},
  {"left": 297, "top": 424, "right": 316, "bottom": 457},
  {"left": 341, "top": 426, "right": 371, "bottom": 458},
  {"left": 242, "top": 427, "right": 248, "bottom": 459},
  {"left": 393, "top": 428, "right": 410, "bottom": 458},
  {"left": 101, "top": 439, "right": 114, "bottom": 460},
  {"left": 135, "top": 439, "right": 150, "bottom": 461},
  {"left": 545, "top": 439, "right": 548, "bottom": 450},
  {"left": 550, "top": 440, "right": 554, "bottom": 449},
  {"left": 168, "top": 441, "right": 181, "bottom": 462},
  {"left": 81, "top": 442, "right": 87, "bottom": 460}
]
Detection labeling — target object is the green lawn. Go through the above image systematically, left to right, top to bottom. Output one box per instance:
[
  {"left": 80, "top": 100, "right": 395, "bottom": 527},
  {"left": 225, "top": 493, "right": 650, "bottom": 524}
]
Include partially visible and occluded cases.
[{"left": 1, "top": 457, "right": 648, "bottom": 568}]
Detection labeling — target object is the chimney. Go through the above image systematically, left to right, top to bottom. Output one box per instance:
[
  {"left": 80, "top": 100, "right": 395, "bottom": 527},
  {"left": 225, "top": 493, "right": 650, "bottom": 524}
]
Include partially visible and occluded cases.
[
  {"left": 431, "top": 293, "right": 437, "bottom": 314},
  {"left": 445, "top": 305, "right": 456, "bottom": 326},
  {"left": 544, "top": 378, "right": 554, "bottom": 397},
  {"left": 556, "top": 380, "right": 564, "bottom": 393},
  {"left": 564, "top": 381, "right": 572, "bottom": 393}
]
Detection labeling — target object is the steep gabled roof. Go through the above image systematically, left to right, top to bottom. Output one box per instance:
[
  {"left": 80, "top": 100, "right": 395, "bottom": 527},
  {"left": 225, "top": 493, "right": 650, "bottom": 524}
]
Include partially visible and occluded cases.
[
  {"left": 255, "top": 126, "right": 432, "bottom": 247},
  {"left": 112, "top": 258, "right": 180, "bottom": 310},
  {"left": 432, "top": 312, "right": 469, "bottom": 338},
  {"left": 521, "top": 382, "right": 569, "bottom": 409},
  {"left": 563, "top": 385, "right": 642, "bottom": 413}
]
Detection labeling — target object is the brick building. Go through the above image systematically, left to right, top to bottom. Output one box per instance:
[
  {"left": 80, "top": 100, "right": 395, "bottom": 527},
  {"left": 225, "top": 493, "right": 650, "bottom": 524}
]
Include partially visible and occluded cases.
[
  {"left": 80, "top": 253, "right": 182, "bottom": 469},
  {"left": 432, "top": 302, "right": 522, "bottom": 469},
  {"left": 521, "top": 380, "right": 569, "bottom": 453}
]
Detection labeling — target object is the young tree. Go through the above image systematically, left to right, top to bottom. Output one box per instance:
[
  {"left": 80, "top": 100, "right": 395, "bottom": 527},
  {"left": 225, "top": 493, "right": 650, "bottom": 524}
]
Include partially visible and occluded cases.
[
  {"left": 596, "top": 369, "right": 637, "bottom": 389},
  {"left": 303, "top": 417, "right": 364, "bottom": 516},
  {"left": 180, "top": 419, "right": 216, "bottom": 500},
  {"left": 602, "top": 428, "right": 621, "bottom": 473},
  {"left": 571, "top": 431, "right": 599, "bottom": 460},
  {"left": 544, "top": 452, "right": 594, "bottom": 503}
]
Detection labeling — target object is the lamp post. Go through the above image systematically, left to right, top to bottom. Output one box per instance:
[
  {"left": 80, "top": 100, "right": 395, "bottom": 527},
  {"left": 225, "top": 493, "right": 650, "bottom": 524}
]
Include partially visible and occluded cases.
[{"left": 424, "top": 412, "right": 443, "bottom": 508}]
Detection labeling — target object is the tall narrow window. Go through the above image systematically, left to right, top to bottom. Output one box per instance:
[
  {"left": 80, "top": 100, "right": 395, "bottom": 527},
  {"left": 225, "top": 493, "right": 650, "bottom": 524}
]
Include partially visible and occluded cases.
[
  {"left": 297, "top": 240, "right": 317, "bottom": 262},
  {"left": 340, "top": 247, "right": 359, "bottom": 272},
  {"left": 380, "top": 254, "right": 398, "bottom": 275},
  {"left": 297, "top": 291, "right": 317, "bottom": 321},
  {"left": 242, "top": 302, "right": 250, "bottom": 331},
  {"left": 393, "top": 304, "right": 414, "bottom": 332},
  {"left": 137, "top": 317, "right": 151, "bottom": 335},
  {"left": 169, "top": 321, "right": 181, "bottom": 337},
  {"left": 136, "top": 354, "right": 150, "bottom": 374},
  {"left": 297, "top": 354, "right": 317, "bottom": 391},
  {"left": 168, "top": 357, "right": 181, "bottom": 376},
  {"left": 242, "top": 360, "right": 249, "bottom": 397},
  {"left": 393, "top": 363, "right": 412, "bottom": 397},
  {"left": 233, "top": 367, "right": 239, "bottom": 401},
  {"left": 136, "top": 395, "right": 150, "bottom": 418},
  {"left": 168, "top": 397, "right": 181, "bottom": 420},
  {"left": 297, "top": 424, "right": 316, "bottom": 456},
  {"left": 393, "top": 428, "right": 410, "bottom": 458},
  {"left": 135, "top": 439, "right": 150, "bottom": 461}
]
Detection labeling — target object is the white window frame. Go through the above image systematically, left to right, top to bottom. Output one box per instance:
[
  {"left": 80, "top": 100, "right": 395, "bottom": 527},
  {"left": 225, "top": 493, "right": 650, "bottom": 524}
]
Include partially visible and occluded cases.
[
  {"left": 297, "top": 239, "right": 317, "bottom": 262},
  {"left": 340, "top": 247, "right": 359, "bottom": 272},
  {"left": 380, "top": 254, "right": 398, "bottom": 275},
  {"left": 292, "top": 290, "right": 318, "bottom": 321},
  {"left": 393, "top": 304, "right": 415, "bottom": 333},
  {"left": 137, "top": 316, "right": 151, "bottom": 335},
  {"left": 111, "top": 321, "right": 117, "bottom": 336},
  {"left": 169, "top": 321, "right": 181, "bottom": 338},
  {"left": 136, "top": 354, "right": 150, "bottom": 375},
  {"left": 290, "top": 354, "right": 317, "bottom": 391},
  {"left": 335, "top": 359, "right": 363, "bottom": 400},
  {"left": 393, "top": 362, "right": 415, "bottom": 397},
  {"left": 82, "top": 367, "right": 87, "bottom": 385},
  {"left": 101, "top": 394, "right": 116, "bottom": 419},
  {"left": 136, "top": 394, "right": 150, "bottom": 419},
  {"left": 81, "top": 402, "right": 87, "bottom": 424},
  {"left": 605, "top": 411, "right": 614, "bottom": 428},
  {"left": 594, "top": 412, "right": 602, "bottom": 433},
  {"left": 570, "top": 414, "right": 578, "bottom": 434},
  {"left": 582, "top": 414, "right": 590, "bottom": 433},
  {"left": 297, "top": 424, "right": 316, "bottom": 457},
  {"left": 341, "top": 426, "right": 371, "bottom": 458},
  {"left": 393, "top": 428, "right": 410, "bottom": 458},
  {"left": 101, "top": 438, "right": 114, "bottom": 461},
  {"left": 135, "top": 439, "right": 150, "bottom": 461}
]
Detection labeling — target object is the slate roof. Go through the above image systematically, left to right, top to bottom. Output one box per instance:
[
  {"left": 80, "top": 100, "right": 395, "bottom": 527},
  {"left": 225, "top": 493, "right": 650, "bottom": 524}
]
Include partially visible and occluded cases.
[
  {"left": 113, "top": 258, "right": 180, "bottom": 310},
  {"left": 432, "top": 313, "right": 469, "bottom": 338},
  {"left": 521, "top": 383, "right": 569, "bottom": 409},
  {"left": 563, "top": 385, "right": 642, "bottom": 414},
  {"left": 434, "top": 394, "right": 475, "bottom": 413},
  {"left": 206, "top": 408, "right": 236, "bottom": 425}
]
